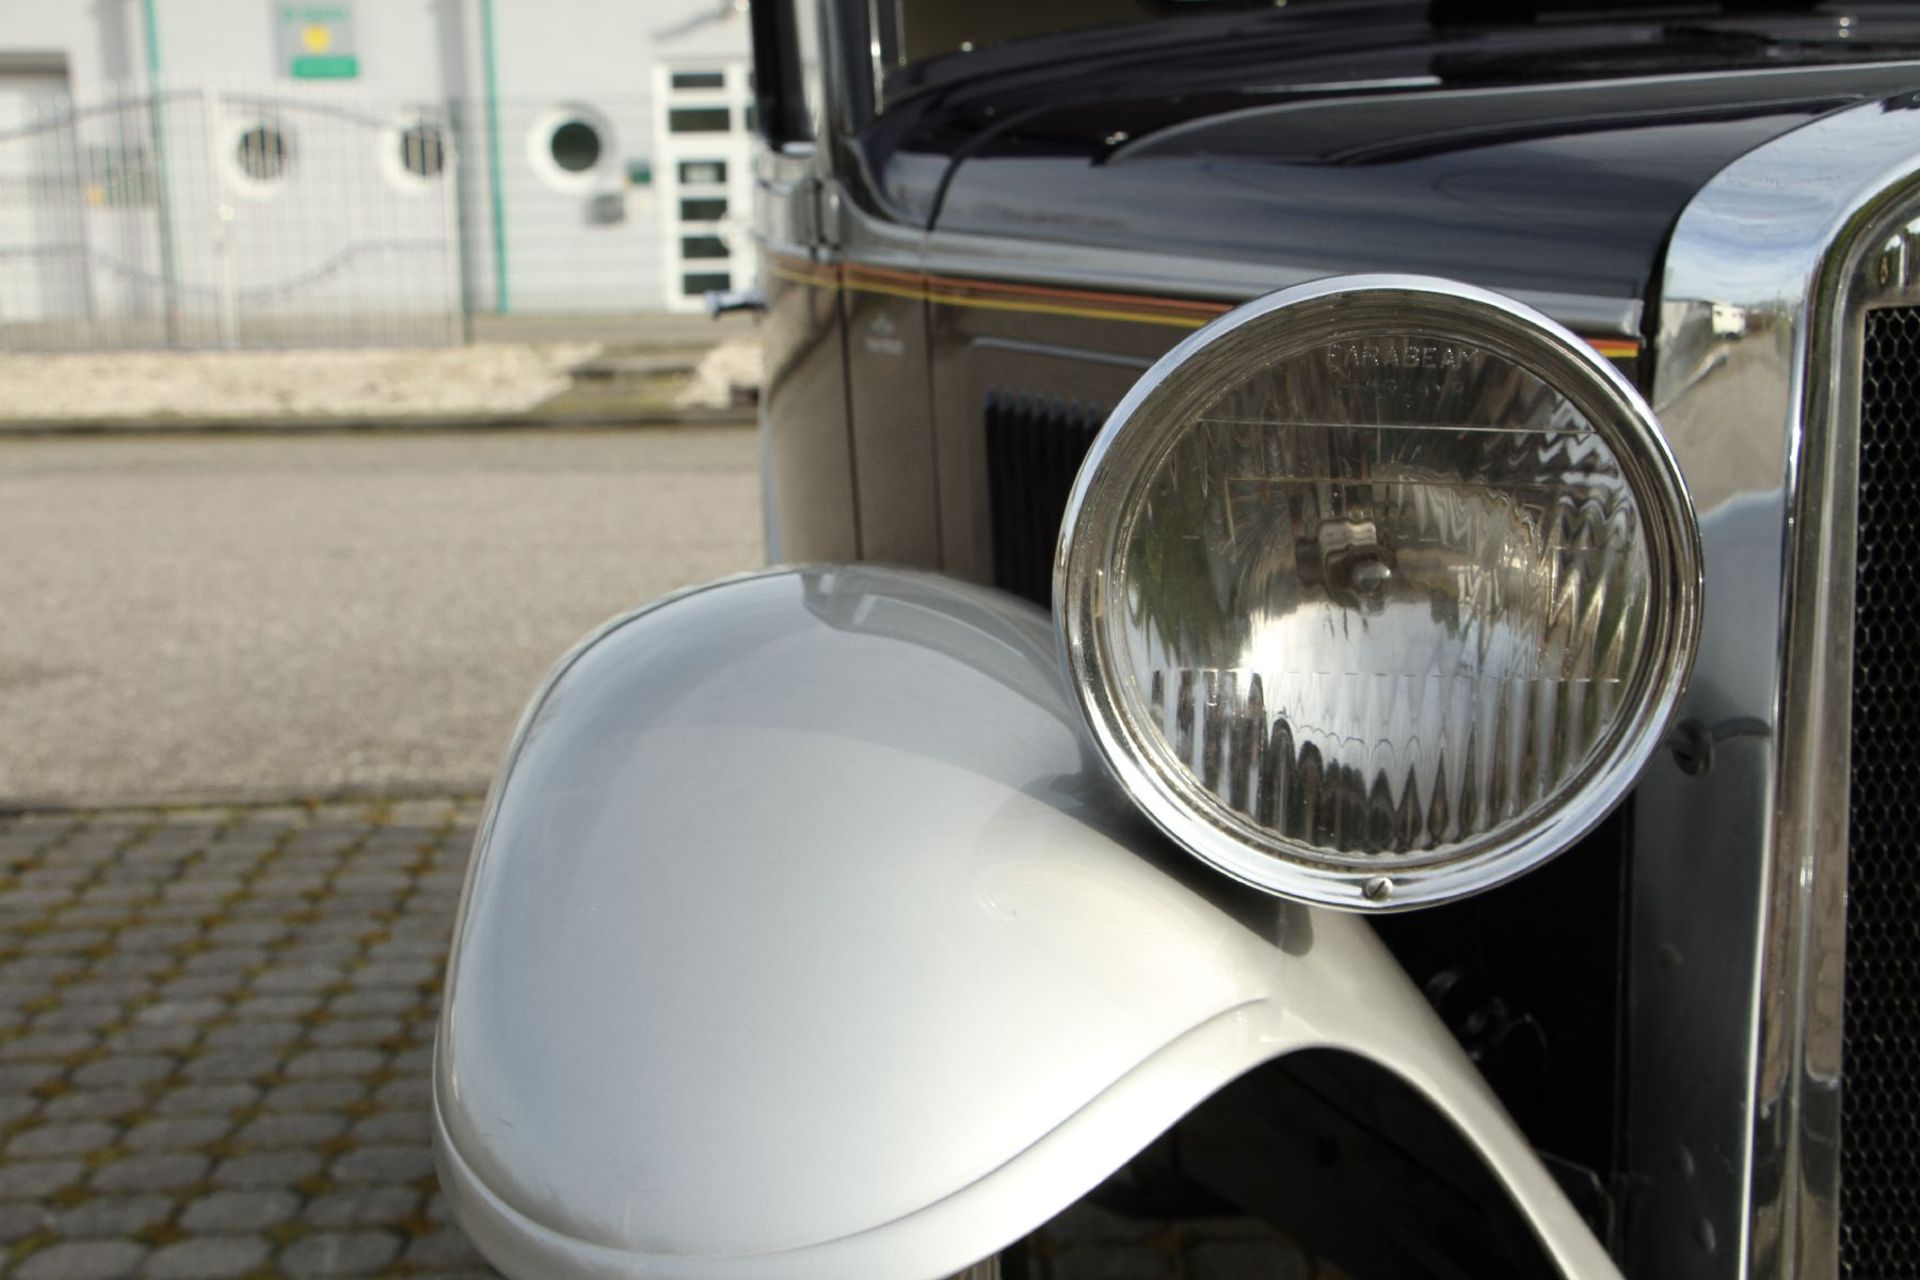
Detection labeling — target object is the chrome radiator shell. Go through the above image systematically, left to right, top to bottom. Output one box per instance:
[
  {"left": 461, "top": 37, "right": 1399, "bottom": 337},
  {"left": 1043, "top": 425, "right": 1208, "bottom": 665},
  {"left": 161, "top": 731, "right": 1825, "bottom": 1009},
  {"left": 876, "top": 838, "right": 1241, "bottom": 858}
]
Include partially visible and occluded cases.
[{"left": 1634, "top": 91, "right": 1920, "bottom": 1280}]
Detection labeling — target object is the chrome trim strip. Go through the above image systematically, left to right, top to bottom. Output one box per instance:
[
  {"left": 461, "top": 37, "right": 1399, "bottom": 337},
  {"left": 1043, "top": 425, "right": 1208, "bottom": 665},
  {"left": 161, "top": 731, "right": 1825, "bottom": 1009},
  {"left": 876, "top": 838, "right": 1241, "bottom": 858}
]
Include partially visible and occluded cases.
[
  {"left": 1636, "top": 91, "right": 1920, "bottom": 1280},
  {"left": 834, "top": 199, "right": 1646, "bottom": 339}
]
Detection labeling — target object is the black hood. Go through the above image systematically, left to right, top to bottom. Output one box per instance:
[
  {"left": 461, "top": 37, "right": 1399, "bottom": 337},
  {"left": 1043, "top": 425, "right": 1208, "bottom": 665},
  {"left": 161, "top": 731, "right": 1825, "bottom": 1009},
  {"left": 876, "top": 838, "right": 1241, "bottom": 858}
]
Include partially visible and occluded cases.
[{"left": 866, "top": 6, "right": 1920, "bottom": 320}]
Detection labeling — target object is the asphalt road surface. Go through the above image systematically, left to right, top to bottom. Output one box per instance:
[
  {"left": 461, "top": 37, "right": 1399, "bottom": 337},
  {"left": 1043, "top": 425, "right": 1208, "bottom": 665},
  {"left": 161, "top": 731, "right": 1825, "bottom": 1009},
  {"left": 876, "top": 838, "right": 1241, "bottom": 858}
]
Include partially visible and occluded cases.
[{"left": 0, "top": 429, "right": 762, "bottom": 805}]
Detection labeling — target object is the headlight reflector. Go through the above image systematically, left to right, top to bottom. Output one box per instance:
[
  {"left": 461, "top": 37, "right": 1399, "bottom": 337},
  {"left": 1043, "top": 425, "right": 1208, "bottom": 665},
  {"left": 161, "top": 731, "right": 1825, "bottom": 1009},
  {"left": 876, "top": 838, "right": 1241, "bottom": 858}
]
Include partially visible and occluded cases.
[{"left": 1056, "top": 276, "right": 1700, "bottom": 910}]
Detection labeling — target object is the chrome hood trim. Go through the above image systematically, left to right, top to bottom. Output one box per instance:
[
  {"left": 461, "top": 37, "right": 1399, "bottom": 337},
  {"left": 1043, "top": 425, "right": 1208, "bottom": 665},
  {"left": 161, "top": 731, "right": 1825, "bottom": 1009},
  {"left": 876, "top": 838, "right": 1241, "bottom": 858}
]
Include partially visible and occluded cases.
[{"left": 433, "top": 566, "right": 1615, "bottom": 1280}]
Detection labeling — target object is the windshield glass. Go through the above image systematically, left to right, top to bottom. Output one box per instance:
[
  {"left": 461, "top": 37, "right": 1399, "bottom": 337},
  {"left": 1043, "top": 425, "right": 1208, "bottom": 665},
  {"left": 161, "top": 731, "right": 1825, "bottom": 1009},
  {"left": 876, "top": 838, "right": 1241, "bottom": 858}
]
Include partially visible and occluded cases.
[
  {"left": 872, "top": 0, "right": 1248, "bottom": 94},
  {"left": 876, "top": 0, "right": 1214, "bottom": 65},
  {"left": 867, "top": 1, "right": 1912, "bottom": 112}
]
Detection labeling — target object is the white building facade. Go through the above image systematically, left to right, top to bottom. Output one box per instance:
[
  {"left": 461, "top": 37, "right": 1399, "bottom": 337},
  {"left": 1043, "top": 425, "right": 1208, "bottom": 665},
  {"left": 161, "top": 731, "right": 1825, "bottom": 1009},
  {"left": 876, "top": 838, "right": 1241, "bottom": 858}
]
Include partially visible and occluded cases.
[{"left": 0, "top": 0, "right": 753, "bottom": 347}]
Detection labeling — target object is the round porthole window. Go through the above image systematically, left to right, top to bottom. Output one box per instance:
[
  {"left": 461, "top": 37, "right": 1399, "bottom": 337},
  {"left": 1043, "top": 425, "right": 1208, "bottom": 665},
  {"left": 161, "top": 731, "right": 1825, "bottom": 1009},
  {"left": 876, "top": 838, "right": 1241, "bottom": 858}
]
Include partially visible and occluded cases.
[
  {"left": 527, "top": 106, "right": 613, "bottom": 192},
  {"left": 378, "top": 114, "right": 451, "bottom": 191},
  {"left": 550, "top": 120, "right": 602, "bottom": 173},
  {"left": 399, "top": 122, "right": 447, "bottom": 178},
  {"left": 235, "top": 125, "right": 290, "bottom": 182}
]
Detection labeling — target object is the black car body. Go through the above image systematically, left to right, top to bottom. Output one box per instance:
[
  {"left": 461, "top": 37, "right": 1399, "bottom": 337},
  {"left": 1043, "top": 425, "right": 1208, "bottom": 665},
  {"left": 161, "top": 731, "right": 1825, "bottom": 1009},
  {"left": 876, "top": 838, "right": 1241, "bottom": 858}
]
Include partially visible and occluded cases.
[{"left": 744, "top": 3, "right": 1920, "bottom": 1277}]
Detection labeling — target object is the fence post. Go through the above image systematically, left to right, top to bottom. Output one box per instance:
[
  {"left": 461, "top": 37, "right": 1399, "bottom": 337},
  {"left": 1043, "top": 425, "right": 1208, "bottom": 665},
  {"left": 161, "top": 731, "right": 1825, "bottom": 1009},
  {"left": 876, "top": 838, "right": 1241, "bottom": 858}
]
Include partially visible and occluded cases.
[
  {"left": 141, "top": 0, "right": 182, "bottom": 346},
  {"left": 479, "top": 0, "right": 510, "bottom": 315},
  {"left": 203, "top": 86, "right": 238, "bottom": 350},
  {"left": 441, "top": 115, "right": 466, "bottom": 345}
]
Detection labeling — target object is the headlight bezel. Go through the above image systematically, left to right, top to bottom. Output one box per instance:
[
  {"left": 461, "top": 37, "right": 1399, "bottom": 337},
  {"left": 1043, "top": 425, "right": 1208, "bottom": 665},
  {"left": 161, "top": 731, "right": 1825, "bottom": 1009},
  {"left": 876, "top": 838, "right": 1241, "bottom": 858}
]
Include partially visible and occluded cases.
[{"left": 1054, "top": 274, "right": 1702, "bottom": 912}]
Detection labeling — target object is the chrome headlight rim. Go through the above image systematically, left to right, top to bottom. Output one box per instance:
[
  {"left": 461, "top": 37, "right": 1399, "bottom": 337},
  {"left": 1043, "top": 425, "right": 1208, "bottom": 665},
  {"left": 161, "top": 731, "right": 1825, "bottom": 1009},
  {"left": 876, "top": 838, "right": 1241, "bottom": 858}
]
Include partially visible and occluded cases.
[{"left": 1055, "top": 273, "right": 1702, "bottom": 912}]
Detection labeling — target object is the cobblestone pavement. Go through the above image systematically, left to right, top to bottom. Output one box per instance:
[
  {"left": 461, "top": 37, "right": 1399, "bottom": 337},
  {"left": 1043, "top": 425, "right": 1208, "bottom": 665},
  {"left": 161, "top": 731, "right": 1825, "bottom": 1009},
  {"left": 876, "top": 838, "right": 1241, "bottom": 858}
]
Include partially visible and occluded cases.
[{"left": 0, "top": 803, "right": 1312, "bottom": 1280}]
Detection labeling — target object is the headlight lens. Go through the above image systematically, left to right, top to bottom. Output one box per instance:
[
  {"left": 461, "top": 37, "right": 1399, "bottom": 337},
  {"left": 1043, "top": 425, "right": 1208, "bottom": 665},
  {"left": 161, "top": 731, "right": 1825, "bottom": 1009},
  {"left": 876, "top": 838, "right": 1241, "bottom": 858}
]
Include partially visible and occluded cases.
[{"left": 1057, "top": 276, "right": 1699, "bottom": 910}]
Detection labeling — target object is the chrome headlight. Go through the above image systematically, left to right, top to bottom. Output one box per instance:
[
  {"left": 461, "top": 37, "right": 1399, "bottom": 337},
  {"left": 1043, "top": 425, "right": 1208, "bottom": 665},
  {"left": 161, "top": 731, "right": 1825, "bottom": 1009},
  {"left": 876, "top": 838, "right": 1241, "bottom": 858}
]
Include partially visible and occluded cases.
[{"left": 1056, "top": 276, "right": 1700, "bottom": 910}]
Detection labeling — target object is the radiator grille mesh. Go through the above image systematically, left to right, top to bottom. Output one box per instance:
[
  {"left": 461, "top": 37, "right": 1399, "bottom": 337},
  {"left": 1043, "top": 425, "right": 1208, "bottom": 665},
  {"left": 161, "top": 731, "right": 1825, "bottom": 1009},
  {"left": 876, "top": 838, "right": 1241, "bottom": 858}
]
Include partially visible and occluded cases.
[
  {"left": 1844, "top": 304, "right": 1920, "bottom": 1276},
  {"left": 984, "top": 390, "right": 1106, "bottom": 608}
]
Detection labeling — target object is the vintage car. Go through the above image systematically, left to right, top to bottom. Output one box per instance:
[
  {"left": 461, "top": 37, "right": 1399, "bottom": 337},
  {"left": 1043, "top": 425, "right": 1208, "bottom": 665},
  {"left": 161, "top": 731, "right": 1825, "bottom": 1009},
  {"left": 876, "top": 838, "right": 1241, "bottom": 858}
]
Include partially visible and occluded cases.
[{"left": 432, "top": 3, "right": 1920, "bottom": 1279}]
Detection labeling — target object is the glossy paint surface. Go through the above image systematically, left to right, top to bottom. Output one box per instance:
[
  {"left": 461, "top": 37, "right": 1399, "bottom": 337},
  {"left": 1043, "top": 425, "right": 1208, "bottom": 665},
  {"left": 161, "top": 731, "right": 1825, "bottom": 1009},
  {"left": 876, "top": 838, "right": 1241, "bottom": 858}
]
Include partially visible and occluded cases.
[
  {"left": 760, "top": 6, "right": 1920, "bottom": 573},
  {"left": 737, "top": 7, "right": 1920, "bottom": 1273},
  {"left": 882, "top": 12, "right": 1920, "bottom": 314},
  {"left": 932, "top": 85, "right": 1806, "bottom": 312},
  {"left": 754, "top": 141, "right": 859, "bottom": 565},
  {"left": 434, "top": 567, "right": 1617, "bottom": 1280}
]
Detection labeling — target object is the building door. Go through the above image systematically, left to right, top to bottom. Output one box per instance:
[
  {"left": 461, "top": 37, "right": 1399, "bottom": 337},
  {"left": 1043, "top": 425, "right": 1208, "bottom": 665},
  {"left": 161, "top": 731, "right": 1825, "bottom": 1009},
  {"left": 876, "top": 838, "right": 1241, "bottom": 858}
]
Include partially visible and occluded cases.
[
  {"left": 652, "top": 61, "right": 753, "bottom": 313},
  {"left": 0, "top": 68, "right": 90, "bottom": 337}
]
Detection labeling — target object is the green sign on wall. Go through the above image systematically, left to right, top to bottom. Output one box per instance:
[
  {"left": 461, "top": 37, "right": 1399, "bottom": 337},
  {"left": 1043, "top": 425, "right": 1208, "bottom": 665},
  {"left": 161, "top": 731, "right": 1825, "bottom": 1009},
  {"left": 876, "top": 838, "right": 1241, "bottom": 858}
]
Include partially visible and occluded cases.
[{"left": 276, "top": 3, "right": 359, "bottom": 79}]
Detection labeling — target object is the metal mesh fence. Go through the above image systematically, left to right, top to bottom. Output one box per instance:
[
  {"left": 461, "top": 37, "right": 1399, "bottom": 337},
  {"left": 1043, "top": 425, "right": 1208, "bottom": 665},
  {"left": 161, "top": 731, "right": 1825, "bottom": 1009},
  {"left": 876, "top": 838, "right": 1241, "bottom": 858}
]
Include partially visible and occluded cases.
[
  {"left": 0, "top": 85, "right": 748, "bottom": 351},
  {"left": 0, "top": 89, "right": 464, "bottom": 351}
]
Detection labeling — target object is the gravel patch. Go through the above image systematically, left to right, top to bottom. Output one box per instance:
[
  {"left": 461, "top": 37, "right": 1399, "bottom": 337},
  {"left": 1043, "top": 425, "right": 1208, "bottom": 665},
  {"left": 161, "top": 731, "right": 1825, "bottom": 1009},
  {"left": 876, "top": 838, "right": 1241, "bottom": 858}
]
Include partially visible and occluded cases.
[
  {"left": 676, "top": 336, "right": 761, "bottom": 409},
  {"left": 0, "top": 343, "right": 598, "bottom": 423}
]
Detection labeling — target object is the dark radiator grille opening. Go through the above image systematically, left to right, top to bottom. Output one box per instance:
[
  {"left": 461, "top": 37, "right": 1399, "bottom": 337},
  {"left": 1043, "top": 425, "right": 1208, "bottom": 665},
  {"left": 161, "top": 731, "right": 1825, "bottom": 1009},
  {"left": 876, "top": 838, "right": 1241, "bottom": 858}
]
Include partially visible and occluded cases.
[
  {"left": 1845, "top": 305, "right": 1920, "bottom": 1277},
  {"left": 984, "top": 389, "right": 1106, "bottom": 608}
]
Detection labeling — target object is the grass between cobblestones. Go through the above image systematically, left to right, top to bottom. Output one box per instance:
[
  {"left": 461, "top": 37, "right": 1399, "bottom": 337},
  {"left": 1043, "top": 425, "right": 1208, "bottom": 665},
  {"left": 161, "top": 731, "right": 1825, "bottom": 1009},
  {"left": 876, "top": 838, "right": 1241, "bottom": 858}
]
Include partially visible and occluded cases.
[
  {"left": 0, "top": 799, "right": 487, "bottom": 1280},
  {"left": 0, "top": 801, "right": 1315, "bottom": 1280}
]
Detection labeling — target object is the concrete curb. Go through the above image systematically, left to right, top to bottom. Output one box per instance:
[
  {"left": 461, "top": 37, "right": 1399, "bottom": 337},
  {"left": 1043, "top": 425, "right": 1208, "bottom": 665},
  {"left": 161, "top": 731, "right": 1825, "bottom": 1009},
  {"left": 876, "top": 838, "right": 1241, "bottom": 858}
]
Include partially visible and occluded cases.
[
  {"left": 0, "top": 406, "right": 755, "bottom": 437},
  {"left": 0, "top": 777, "right": 491, "bottom": 816}
]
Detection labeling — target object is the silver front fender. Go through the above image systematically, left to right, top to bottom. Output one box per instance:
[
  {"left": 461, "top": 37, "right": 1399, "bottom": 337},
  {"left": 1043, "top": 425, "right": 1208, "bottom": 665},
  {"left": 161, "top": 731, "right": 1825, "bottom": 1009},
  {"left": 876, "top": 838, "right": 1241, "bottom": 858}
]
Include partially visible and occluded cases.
[{"left": 433, "top": 566, "right": 1617, "bottom": 1280}]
